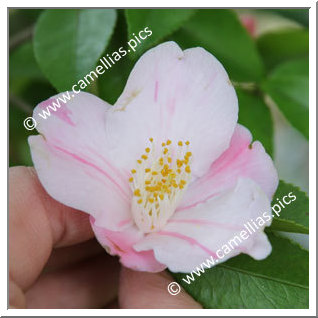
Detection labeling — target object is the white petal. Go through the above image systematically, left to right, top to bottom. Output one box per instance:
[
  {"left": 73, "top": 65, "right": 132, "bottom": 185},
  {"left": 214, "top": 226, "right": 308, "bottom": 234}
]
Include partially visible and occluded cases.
[
  {"left": 106, "top": 41, "right": 238, "bottom": 177},
  {"left": 29, "top": 92, "right": 132, "bottom": 230},
  {"left": 134, "top": 178, "right": 272, "bottom": 273}
]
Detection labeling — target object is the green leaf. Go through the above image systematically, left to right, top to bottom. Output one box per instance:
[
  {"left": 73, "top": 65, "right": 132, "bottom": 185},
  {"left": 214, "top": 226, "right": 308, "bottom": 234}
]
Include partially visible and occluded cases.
[
  {"left": 9, "top": 9, "right": 43, "bottom": 37},
  {"left": 34, "top": 9, "right": 117, "bottom": 91},
  {"left": 125, "top": 9, "right": 196, "bottom": 57},
  {"left": 169, "top": 9, "right": 264, "bottom": 82},
  {"left": 266, "top": 9, "right": 309, "bottom": 27},
  {"left": 98, "top": 10, "right": 134, "bottom": 104},
  {"left": 257, "top": 29, "right": 309, "bottom": 70},
  {"left": 9, "top": 40, "right": 57, "bottom": 166},
  {"left": 10, "top": 42, "right": 45, "bottom": 94},
  {"left": 10, "top": 42, "right": 42, "bottom": 79},
  {"left": 262, "top": 58, "right": 309, "bottom": 138},
  {"left": 10, "top": 80, "right": 57, "bottom": 166},
  {"left": 236, "top": 88, "right": 273, "bottom": 156},
  {"left": 9, "top": 105, "right": 33, "bottom": 166},
  {"left": 270, "top": 181, "right": 309, "bottom": 234},
  {"left": 172, "top": 232, "right": 308, "bottom": 308}
]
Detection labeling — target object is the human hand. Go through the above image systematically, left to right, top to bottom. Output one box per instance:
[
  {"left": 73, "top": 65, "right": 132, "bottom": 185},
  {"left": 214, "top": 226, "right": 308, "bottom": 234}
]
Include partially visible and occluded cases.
[{"left": 9, "top": 166, "right": 201, "bottom": 309}]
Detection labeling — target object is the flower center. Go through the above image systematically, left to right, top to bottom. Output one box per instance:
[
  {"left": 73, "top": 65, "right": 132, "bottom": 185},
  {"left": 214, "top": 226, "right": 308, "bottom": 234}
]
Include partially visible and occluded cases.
[{"left": 129, "top": 138, "right": 192, "bottom": 233}]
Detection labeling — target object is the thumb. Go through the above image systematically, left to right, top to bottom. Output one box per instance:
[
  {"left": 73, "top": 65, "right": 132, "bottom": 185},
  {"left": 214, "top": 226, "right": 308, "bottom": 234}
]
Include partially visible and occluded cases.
[{"left": 119, "top": 267, "right": 202, "bottom": 309}]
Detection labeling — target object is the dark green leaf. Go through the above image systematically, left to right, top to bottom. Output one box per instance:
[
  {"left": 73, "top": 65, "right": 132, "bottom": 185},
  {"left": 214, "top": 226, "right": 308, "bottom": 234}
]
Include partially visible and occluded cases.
[
  {"left": 9, "top": 9, "right": 42, "bottom": 37},
  {"left": 34, "top": 9, "right": 117, "bottom": 91},
  {"left": 125, "top": 9, "right": 196, "bottom": 57},
  {"left": 169, "top": 9, "right": 265, "bottom": 82},
  {"left": 266, "top": 9, "right": 309, "bottom": 27},
  {"left": 98, "top": 10, "right": 134, "bottom": 104},
  {"left": 257, "top": 29, "right": 309, "bottom": 70},
  {"left": 9, "top": 40, "right": 56, "bottom": 166},
  {"left": 10, "top": 42, "right": 45, "bottom": 94},
  {"left": 97, "top": 54, "right": 133, "bottom": 105},
  {"left": 262, "top": 58, "right": 309, "bottom": 138},
  {"left": 10, "top": 80, "right": 57, "bottom": 166},
  {"left": 236, "top": 88, "right": 273, "bottom": 156},
  {"left": 9, "top": 104, "right": 33, "bottom": 166},
  {"left": 270, "top": 180, "right": 309, "bottom": 234},
  {"left": 172, "top": 233, "right": 308, "bottom": 308}
]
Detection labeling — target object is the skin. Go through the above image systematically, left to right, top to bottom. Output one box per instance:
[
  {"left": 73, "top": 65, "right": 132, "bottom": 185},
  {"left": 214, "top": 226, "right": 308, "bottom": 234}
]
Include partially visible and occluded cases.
[{"left": 9, "top": 166, "right": 202, "bottom": 309}]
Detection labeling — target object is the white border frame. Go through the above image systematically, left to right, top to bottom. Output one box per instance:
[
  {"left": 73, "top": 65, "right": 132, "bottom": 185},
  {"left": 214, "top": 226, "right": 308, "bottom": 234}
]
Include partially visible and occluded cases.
[{"left": 3, "top": 1, "right": 316, "bottom": 316}]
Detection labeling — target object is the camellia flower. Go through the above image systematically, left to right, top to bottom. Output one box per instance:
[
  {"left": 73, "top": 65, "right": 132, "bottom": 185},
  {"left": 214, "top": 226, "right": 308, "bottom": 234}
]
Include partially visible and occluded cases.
[{"left": 29, "top": 42, "right": 278, "bottom": 273}]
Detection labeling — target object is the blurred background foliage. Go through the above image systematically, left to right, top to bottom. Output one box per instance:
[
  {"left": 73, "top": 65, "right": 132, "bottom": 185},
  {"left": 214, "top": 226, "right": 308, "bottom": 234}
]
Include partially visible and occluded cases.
[{"left": 9, "top": 8, "right": 309, "bottom": 309}]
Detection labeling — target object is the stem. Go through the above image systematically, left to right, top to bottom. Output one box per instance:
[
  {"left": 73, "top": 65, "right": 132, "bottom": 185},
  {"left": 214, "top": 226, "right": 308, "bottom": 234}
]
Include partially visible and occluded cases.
[
  {"left": 9, "top": 26, "right": 34, "bottom": 51},
  {"left": 231, "top": 81, "right": 258, "bottom": 92},
  {"left": 10, "top": 94, "right": 33, "bottom": 114}
]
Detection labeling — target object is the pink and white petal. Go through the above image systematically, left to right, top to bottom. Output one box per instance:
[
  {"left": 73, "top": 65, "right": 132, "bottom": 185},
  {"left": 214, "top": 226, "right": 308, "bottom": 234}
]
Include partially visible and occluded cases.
[
  {"left": 106, "top": 41, "right": 238, "bottom": 177},
  {"left": 29, "top": 92, "right": 132, "bottom": 230},
  {"left": 178, "top": 124, "right": 278, "bottom": 212},
  {"left": 134, "top": 178, "right": 272, "bottom": 273},
  {"left": 90, "top": 217, "right": 166, "bottom": 272},
  {"left": 247, "top": 231, "right": 272, "bottom": 260}
]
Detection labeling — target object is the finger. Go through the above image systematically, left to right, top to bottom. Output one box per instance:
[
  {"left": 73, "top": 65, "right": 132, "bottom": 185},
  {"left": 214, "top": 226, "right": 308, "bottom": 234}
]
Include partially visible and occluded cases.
[
  {"left": 9, "top": 166, "right": 93, "bottom": 297},
  {"left": 45, "top": 239, "right": 104, "bottom": 272},
  {"left": 25, "top": 253, "right": 119, "bottom": 309},
  {"left": 119, "top": 267, "right": 202, "bottom": 309},
  {"left": 9, "top": 279, "right": 26, "bottom": 309},
  {"left": 105, "top": 298, "right": 119, "bottom": 309}
]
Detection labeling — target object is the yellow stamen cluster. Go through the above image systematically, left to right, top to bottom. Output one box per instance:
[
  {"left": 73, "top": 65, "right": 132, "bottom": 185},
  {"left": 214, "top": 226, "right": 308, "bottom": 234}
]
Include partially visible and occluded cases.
[
  {"left": 129, "top": 138, "right": 193, "bottom": 233},
  {"left": 129, "top": 139, "right": 192, "bottom": 205}
]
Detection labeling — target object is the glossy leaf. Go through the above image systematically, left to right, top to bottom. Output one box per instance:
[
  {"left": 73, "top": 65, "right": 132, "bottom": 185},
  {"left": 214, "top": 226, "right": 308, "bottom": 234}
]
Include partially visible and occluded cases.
[
  {"left": 34, "top": 9, "right": 117, "bottom": 91},
  {"left": 125, "top": 9, "right": 196, "bottom": 57},
  {"left": 169, "top": 9, "right": 265, "bottom": 82},
  {"left": 98, "top": 10, "right": 134, "bottom": 104},
  {"left": 257, "top": 29, "right": 309, "bottom": 70},
  {"left": 262, "top": 58, "right": 309, "bottom": 138},
  {"left": 236, "top": 88, "right": 273, "bottom": 156},
  {"left": 270, "top": 180, "right": 309, "bottom": 234},
  {"left": 172, "top": 233, "right": 308, "bottom": 308}
]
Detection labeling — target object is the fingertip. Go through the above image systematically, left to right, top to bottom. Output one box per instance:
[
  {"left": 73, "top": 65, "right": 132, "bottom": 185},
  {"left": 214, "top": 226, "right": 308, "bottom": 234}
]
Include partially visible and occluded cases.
[
  {"left": 9, "top": 166, "right": 94, "bottom": 290},
  {"left": 119, "top": 267, "right": 202, "bottom": 309}
]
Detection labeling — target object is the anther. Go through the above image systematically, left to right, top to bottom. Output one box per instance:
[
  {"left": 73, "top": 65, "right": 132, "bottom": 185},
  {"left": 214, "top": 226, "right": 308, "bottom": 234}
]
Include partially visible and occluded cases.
[{"left": 130, "top": 138, "right": 192, "bottom": 233}]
